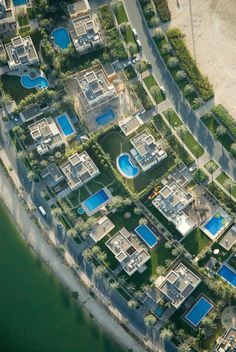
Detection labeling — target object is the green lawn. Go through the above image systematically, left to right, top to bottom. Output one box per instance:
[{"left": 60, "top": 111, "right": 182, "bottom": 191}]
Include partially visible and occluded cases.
[
  {"left": 115, "top": 2, "right": 128, "bottom": 24},
  {"left": 121, "top": 24, "right": 138, "bottom": 53},
  {"left": 1, "top": 74, "right": 34, "bottom": 103},
  {"left": 143, "top": 75, "right": 165, "bottom": 104},
  {"left": 163, "top": 108, "right": 183, "bottom": 129},
  {"left": 201, "top": 115, "right": 233, "bottom": 152},
  {"left": 179, "top": 129, "right": 204, "bottom": 158},
  {"left": 100, "top": 130, "right": 174, "bottom": 194},
  {"left": 204, "top": 160, "right": 218, "bottom": 174},
  {"left": 216, "top": 172, "right": 236, "bottom": 198},
  {"left": 182, "top": 228, "right": 211, "bottom": 256}
]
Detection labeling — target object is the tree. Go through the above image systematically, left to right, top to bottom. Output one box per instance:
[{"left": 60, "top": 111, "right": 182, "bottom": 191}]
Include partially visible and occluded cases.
[
  {"left": 155, "top": 28, "right": 164, "bottom": 40},
  {"left": 161, "top": 43, "right": 171, "bottom": 55},
  {"left": 167, "top": 56, "right": 179, "bottom": 68},
  {"left": 175, "top": 70, "right": 186, "bottom": 82},
  {"left": 183, "top": 84, "right": 194, "bottom": 96},
  {"left": 150, "top": 85, "right": 160, "bottom": 102},
  {"left": 216, "top": 125, "right": 226, "bottom": 138},
  {"left": 230, "top": 143, "right": 236, "bottom": 158},
  {"left": 27, "top": 170, "right": 36, "bottom": 182},
  {"left": 51, "top": 207, "right": 62, "bottom": 219},
  {"left": 139, "top": 217, "right": 147, "bottom": 225},
  {"left": 67, "top": 228, "right": 77, "bottom": 238},
  {"left": 82, "top": 248, "right": 93, "bottom": 261},
  {"left": 156, "top": 266, "right": 166, "bottom": 276},
  {"left": 110, "top": 280, "right": 119, "bottom": 290},
  {"left": 128, "top": 299, "right": 138, "bottom": 309},
  {"left": 144, "top": 313, "right": 156, "bottom": 327},
  {"left": 160, "top": 328, "right": 173, "bottom": 341},
  {"left": 178, "top": 342, "right": 191, "bottom": 352}
]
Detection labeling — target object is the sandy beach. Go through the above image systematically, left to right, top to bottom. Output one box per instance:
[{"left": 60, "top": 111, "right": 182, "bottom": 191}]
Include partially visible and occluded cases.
[
  {"left": 167, "top": 0, "right": 236, "bottom": 119},
  {"left": 0, "top": 155, "right": 146, "bottom": 352}
]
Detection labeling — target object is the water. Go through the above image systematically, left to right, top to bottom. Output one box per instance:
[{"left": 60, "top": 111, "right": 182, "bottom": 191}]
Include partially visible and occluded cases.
[
  {"left": 13, "top": 0, "right": 27, "bottom": 6},
  {"left": 52, "top": 28, "right": 70, "bottom": 49},
  {"left": 21, "top": 75, "right": 49, "bottom": 89},
  {"left": 96, "top": 108, "right": 115, "bottom": 126},
  {"left": 56, "top": 114, "right": 75, "bottom": 137},
  {"left": 117, "top": 153, "right": 139, "bottom": 179},
  {"left": 82, "top": 188, "right": 110, "bottom": 214},
  {"left": 0, "top": 203, "right": 125, "bottom": 352},
  {"left": 204, "top": 213, "right": 225, "bottom": 236},
  {"left": 135, "top": 224, "right": 158, "bottom": 248},
  {"left": 218, "top": 264, "right": 236, "bottom": 287},
  {"left": 185, "top": 297, "right": 213, "bottom": 327}
]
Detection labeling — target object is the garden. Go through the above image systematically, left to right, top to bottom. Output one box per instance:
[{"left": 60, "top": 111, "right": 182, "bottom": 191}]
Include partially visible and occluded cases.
[{"left": 143, "top": 74, "right": 165, "bottom": 104}]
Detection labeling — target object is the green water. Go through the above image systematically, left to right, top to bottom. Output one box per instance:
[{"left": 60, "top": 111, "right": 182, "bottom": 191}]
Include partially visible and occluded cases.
[{"left": 0, "top": 203, "right": 125, "bottom": 352}]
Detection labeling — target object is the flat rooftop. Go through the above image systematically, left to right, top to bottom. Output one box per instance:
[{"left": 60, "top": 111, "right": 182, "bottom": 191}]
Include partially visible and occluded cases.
[
  {"left": 67, "top": 0, "right": 90, "bottom": 17},
  {"left": 19, "top": 105, "right": 43, "bottom": 122},
  {"left": 119, "top": 114, "right": 143, "bottom": 136},
  {"left": 130, "top": 130, "right": 167, "bottom": 172},
  {"left": 60, "top": 151, "right": 99, "bottom": 190},
  {"left": 89, "top": 216, "right": 115, "bottom": 243},
  {"left": 220, "top": 224, "right": 236, "bottom": 251},
  {"left": 106, "top": 227, "right": 150, "bottom": 276},
  {"left": 158, "top": 263, "right": 201, "bottom": 309},
  {"left": 215, "top": 326, "right": 236, "bottom": 351}
]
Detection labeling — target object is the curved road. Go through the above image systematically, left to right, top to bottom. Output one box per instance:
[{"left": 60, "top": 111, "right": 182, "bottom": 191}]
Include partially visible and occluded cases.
[{"left": 123, "top": 0, "right": 236, "bottom": 181}]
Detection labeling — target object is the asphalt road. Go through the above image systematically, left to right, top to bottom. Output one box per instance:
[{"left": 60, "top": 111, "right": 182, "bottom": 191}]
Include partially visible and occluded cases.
[{"left": 123, "top": 0, "right": 236, "bottom": 182}]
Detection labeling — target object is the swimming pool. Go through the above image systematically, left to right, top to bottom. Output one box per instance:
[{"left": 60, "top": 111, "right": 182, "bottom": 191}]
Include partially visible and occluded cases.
[
  {"left": 13, "top": 0, "right": 27, "bottom": 6},
  {"left": 52, "top": 27, "right": 70, "bottom": 49},
  {"left": 21, "top": 75, "right": 49, "bottom": 89},
  {"left": 96, "top": 108, "right": 115, "bottom": 126},
  {"left": 56, "top": 114, "right": 75, "bottom": 137},
  {"left": 117, "top": 153, "right": 139, "bottom": 179},
  {"left": 81, "top": 188, "right": 111, "bottom": 215},
  {"left": 204, "top": 213, "right": 225, "bottom": 236},
  {"left": 135, "top": 224, "right": 158, "bottom": 248},
  {"left": 218, "top": 264, "right": 236, "bottom": 287},
  {"left": 185, "top": 297, "right": 213, "bottom": 327},
  {"left": 154, "top": 304, "right": 166, "bottom": 319}
]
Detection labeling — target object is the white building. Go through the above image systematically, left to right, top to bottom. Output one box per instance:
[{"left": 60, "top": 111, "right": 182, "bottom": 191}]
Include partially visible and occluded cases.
[
  {"left": 0, "top": 1, "right": 16, "bottom": 39},
  {"left": 5, "top": 35, "right": 39, "bottom": 71}
]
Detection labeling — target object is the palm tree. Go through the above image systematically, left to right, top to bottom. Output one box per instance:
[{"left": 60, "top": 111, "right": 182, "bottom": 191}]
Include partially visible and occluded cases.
[
  {"left": 216, "top": 125, "right": 226, "bottom": 138},
  {"left": 27, "top": 170, "right": 36, "bottom": 182},
  {"left": 51, "top": 207, "right": 62, "bottom": 219},
  {"left": 67, "top": 228, "right": 77, "bottom": 238},
  {"left": 82, "top": 248, "right": 93, "bottom": 261},
  {"left": 95, "top": 265, "right": 106, "bottom": 276},
  {"left": 156, "top": 266, "right": 166, "bottom": 276},
  {"left": 110, "top": 280, "right": 119, "bottom": 290},
  {"left": 128, "top": 299, "right": 138, "bottom": 309},
  {"left": 144, "top": 313, "right": 156, "bottom": 327},
  {"left": 160, "top": 328, "right": 173, "bottom": 341},
  {"left": 178, "top": 342, "right": 191, "bottom": 352}
]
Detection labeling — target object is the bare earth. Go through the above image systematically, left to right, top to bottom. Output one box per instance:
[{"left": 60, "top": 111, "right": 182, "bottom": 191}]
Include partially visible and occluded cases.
[{"left": 167, "top": 0, "right": 236, "bottom": 119}]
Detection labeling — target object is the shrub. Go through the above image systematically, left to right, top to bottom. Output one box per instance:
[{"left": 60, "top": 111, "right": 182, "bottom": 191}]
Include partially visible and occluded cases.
[
  {"left": 153, "top": 0, "right": 171, "bottom": 22},
  {"left": 98, "top": 4, "right": 115, "bottom": 29},
  {"left": 105, "top": 28, "right": 127, "bottom": 60},
  {"left": 167, "top": 28, "right": 213, "bottom": 101},
  {"left": 132, "top": 81, "right": 153, "bottom": 111},
  {"left": 212, "top": 104, "right": 236, "bottom": 141}
]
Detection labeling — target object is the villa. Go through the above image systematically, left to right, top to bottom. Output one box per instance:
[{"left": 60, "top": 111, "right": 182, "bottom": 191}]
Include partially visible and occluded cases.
[
  {"left": 67, "top": 0, "right": 103, "bottom": 54},
  {"left": 0, "top": 1, "right": 16, "bottom": 39},
  {"left": 5, "top": 35, "right": 39, "bottom": 71},
  {"left": 0, "top": 40, "right": 6, "bottom": 58},
  {"left": 73, "top": 65, "right": 117, "bottom": 113},
  {"left": 19, "top": 105, "right": 43, "bottom": 122},
  {"left": 119, "top": 113, "right": 144, "bottom": 136},
  {"left": 28, "top": 117, "right": 64, "bottom": 155},
  {"left": 130, "top": 130, "right": 167, "bottom": 172},
  {"left": 60, "top": 151, "right": 99, "bottom": 191},
  {"left": 41, "top": 163, "right": 64, "bottom": 185},
  {"left": 152, "top": 168, "right": 196, "bottom": 237},
  {"left": 89, "top": 216, "right": 115, "bottom": 243},
  {"left": 219, "top": 224, "right": 236, "bottom": 251},
  {"left": 106, "top": 227, "right": 150, "bottom": 276},
  {"left": 157, "top": 263, "right": 201, "bottom": 309},
  {"left": 215, "top": 326, "right": 236, "bottom": 351}
]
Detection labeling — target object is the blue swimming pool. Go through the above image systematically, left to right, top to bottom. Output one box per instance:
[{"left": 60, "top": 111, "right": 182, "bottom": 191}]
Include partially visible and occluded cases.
[
  {"left": 13, "top": 0, "right": 27, "bottom": 6},
  {"left": 52, "top": 27, "right": 70, "bottom": 49},
  {"left": 21, "top": 75, "right": 49, "bottom": 89},
  {"left": 96, "top": 108, "right": 115, "bottom": 126},
  {"left": 56, "top": 114, "right": 75, "bottom": 137},
  {"left": 117, "top": 153, "right": 139, "bottom": 179},
  {"left": 82, "top": 189, "right": 110, "bottom": 214},
  {"left": 204, "top": 213, "right": 225, "bottom": 236},
  {"left": 135, "top": 224, "right": 158, "bottom": 248},
  {"left": 218, "top": 264, "right": 236, "bottom": 287},
  {"left": 185, "top": 297, "right": 213, "bottom": 327},
  {"left": 154, "top": 304, "right": 166, "bottom": 319}
]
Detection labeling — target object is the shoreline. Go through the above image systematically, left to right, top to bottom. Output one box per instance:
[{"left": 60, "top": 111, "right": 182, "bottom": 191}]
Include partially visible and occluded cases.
[{"left": 0, "top": 159, "right": 147, "bottom": 352}]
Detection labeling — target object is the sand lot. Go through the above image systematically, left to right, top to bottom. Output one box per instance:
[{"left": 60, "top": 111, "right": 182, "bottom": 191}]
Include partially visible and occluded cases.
[{"left": 166, "top": 0, "right": 236, "bottom": 119}]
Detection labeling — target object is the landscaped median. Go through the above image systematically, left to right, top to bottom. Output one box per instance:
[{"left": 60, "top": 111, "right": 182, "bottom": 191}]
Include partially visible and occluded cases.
[
  {"left": 143, "top": 75, "right": 165, "bottom": 104},
  {"left": 216, "top": 172, "right": 236, "bottom": 200}
]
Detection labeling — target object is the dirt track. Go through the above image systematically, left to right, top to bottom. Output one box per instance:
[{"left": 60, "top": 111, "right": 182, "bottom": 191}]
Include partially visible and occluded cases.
[{"left": 167, "top": 0, "right": 236, "bottom": 119}]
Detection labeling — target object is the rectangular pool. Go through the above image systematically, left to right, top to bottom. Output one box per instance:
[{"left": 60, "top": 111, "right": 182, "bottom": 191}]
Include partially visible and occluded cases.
[
  {"left": 13, "top": 0, "right": 27, "bottom": 5},
  {"left": 96, "top": 108, "right": 115, "bottom": 126},
  {"left": 56, "top": 114, "right": 75, "bottom": 137},
  {"left": 81, "top": 188, "right": 111, "bottom": 215},
  {"left": 204, "top": 213, "right": 225, "bottom": 236},
  {"left": 135, "top": 224, "right": 158, "bottom": 248},
  {"left": 218, "top": 264, "right": 236, "bottom": 287},
  {"left": 185, "top": 296, "right": 213, "bottom": 327}
]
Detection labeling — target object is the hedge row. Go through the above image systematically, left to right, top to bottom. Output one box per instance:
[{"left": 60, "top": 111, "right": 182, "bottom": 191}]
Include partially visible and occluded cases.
[
  {"left": 153, "top": 0, "right": 171, "bottom": 22},
  {"left": 167, "top": 28, "right": 213, "bottom": 101},
  {"left": 132, "top": 81, "right": 153, "bottom": 111},
  {"left": 212, "top": 104, "right": 236, "bottom": 141}
]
